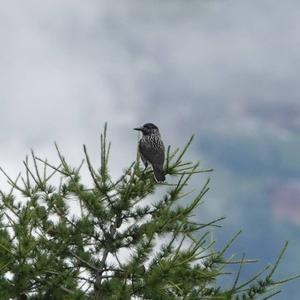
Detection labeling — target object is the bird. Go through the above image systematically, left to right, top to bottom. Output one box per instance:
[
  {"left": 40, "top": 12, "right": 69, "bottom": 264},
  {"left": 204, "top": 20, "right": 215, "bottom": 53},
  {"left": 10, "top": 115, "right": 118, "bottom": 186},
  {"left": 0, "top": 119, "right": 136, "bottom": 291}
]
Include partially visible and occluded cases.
[{"left": 134, "top": 123, "right": 165, "bottom": 182}]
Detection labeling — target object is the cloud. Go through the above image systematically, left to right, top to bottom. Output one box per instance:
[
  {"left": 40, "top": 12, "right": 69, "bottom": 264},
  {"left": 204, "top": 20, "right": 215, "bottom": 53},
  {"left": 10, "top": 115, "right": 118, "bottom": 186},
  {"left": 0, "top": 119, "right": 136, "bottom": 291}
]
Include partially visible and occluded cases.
[
  {"left": 1, "top": 0, "right": 300, "bottom": 224},
  {"left": 1, "top": 1, "right": 300, "bottom": 298}
]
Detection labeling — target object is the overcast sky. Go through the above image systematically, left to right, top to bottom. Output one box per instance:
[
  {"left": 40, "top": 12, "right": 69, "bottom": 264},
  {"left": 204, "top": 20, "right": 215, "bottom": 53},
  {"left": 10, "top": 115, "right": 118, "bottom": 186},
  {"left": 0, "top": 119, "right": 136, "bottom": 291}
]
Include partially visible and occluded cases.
[
  {"left": 1, "top": 0, "right": 299, "bottom": 153},
  {"left": 1, "top": 0, "right": 299, "bottom": 217},
  {"left": 1, "top": 1, "right": 300, "bottom": 298}
]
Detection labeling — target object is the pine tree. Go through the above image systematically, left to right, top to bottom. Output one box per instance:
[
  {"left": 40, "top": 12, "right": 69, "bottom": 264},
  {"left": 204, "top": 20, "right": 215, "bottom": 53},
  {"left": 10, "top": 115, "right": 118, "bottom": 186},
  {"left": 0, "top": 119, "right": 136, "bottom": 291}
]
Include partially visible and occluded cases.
[{"left": 0, "top": 124, "right": 298, "bottom": 300}]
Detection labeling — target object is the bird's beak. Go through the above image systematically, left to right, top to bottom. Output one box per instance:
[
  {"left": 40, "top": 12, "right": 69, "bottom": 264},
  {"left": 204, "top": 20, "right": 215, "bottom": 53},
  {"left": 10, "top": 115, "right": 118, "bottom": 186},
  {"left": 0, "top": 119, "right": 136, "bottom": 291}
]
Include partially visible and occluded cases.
[{"left": 134, "top": 127, "right": 143, "bottom": 131}]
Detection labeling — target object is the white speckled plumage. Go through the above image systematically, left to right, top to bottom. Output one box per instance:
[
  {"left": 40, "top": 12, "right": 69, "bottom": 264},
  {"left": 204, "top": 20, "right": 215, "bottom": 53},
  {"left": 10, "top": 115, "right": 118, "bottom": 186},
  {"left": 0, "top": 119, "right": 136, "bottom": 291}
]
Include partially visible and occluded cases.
[{"left": 135, "top": 123, "right": 165, "bottom": 182}]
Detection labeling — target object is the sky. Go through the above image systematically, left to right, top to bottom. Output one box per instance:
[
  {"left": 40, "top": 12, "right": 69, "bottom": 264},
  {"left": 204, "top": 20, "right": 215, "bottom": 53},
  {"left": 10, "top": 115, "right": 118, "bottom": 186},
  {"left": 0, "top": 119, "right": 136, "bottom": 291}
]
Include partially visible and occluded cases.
[{"left": 1, "top": 0, "right": 300, "bottom": 298}]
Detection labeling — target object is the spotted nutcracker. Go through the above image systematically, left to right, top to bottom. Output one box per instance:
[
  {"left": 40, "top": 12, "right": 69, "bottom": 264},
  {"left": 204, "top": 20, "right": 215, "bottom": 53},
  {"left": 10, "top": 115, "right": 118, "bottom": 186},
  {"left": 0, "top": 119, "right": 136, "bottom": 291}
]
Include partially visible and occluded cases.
[{"left": 134, "top": 123, "right": 165, "bottom": 182}]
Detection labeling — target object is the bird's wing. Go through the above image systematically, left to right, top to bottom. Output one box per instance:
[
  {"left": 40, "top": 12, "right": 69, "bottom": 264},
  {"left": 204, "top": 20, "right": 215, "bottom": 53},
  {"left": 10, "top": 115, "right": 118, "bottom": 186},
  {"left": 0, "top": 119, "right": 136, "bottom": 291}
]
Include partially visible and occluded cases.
[
  {"left": 139, "top": 139, "right": 165, "bottom": 166},
  {"left": 139, "top": 147, "right": 148, "bottom": 167}
]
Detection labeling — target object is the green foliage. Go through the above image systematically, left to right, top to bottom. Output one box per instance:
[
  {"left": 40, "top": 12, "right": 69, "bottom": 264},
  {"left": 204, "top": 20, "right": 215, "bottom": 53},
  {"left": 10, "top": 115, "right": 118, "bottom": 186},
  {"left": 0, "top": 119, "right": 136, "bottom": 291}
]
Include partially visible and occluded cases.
[{"left": 0, "top": 124, "right": 298, "bottom": 299}]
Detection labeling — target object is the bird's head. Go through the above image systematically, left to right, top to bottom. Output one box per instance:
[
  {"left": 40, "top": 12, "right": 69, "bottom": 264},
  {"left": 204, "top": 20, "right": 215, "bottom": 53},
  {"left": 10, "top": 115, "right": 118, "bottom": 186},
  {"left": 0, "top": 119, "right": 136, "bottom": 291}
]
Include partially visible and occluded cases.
[{"left": 134, "top": 123, "right": 160, "bottom": 135}]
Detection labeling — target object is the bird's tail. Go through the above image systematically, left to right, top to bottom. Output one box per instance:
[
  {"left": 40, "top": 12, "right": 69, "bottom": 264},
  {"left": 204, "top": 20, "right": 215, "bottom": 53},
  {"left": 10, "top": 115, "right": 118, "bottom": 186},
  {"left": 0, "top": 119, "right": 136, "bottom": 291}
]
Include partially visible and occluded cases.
[{"left": 153, "top": 164, "right": 165, "bottom": 182}]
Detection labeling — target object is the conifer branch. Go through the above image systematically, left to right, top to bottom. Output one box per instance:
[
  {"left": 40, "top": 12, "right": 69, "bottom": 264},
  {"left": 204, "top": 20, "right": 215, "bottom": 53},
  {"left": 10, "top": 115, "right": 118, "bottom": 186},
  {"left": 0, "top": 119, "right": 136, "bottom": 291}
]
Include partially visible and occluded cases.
[
  {"left": 0, "top": 125, "right": 297, "bottom": 299},
  {"left": 83, "top": 145, "right": 103, "bottom": 194},
  {"left": 266, "top": 241, "right": 288, "bottom": 281},
  {"left": 262, "top": 290, "right": 281, "bottom": 300}
]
